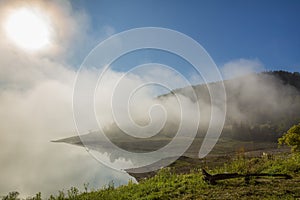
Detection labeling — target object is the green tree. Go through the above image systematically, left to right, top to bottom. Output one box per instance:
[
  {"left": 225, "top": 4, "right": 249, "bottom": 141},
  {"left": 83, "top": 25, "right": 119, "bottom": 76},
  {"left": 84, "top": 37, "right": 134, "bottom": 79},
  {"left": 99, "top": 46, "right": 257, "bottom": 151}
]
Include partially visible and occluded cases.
[{"left": 278, "top": 122, "right": 300, "bottom": 152}]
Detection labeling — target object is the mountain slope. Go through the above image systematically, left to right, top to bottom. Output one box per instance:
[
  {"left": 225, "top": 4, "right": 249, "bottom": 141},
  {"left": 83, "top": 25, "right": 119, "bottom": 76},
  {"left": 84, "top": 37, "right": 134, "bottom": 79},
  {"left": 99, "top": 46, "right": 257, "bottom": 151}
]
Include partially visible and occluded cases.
[{"left": 54, "top": 71, "right": 300, "bottom": 159}]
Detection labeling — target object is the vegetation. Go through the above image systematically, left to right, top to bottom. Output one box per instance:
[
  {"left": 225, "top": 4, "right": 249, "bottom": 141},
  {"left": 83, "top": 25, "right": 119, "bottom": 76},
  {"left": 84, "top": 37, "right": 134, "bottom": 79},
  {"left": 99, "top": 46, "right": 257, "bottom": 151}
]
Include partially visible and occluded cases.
[
  {"left": 279, "top": 122, "right": 300, "bottom": 152},
  {"left": 2, "top": 152, "right": 300, "bottom": 200}
]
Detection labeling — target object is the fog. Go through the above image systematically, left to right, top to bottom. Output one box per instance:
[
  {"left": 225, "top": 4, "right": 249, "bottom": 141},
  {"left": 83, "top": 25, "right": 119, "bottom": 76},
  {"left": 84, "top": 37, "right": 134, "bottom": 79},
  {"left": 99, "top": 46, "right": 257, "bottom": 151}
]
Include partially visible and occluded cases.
[
  {"left": 0, "top": 0, "right": 130, "bottom": 198},
  {"left": 1, "top": 0, "right": 299, "bottom": 198},
  {"left": 73, "top": 59, "right": 300, "bottom": 167},
  {"left": 221, "top": 61, "right": 300, "bottom": 126}
]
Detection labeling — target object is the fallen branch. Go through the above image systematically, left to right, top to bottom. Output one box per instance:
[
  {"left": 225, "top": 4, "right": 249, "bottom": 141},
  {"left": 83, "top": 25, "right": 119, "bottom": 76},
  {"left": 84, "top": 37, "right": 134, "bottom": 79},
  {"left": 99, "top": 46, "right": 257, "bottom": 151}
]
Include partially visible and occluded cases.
[{"left": 202, "top": 169, "right": 292, "bottom": 185}]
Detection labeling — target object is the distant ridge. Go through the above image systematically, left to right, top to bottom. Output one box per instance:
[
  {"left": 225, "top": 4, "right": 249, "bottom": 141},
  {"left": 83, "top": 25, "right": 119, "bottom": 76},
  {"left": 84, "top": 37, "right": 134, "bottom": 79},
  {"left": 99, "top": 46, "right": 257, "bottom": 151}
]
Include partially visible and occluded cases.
[{"left": 53, "top": 70, "right": 300, "bottom": 160}]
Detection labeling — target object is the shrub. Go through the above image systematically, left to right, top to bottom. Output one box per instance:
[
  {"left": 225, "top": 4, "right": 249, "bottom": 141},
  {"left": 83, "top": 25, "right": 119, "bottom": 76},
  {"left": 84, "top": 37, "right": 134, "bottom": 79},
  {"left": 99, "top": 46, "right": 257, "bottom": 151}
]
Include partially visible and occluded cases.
[{"left": 278, "top": 122, "right": 300, "bottom": 152}]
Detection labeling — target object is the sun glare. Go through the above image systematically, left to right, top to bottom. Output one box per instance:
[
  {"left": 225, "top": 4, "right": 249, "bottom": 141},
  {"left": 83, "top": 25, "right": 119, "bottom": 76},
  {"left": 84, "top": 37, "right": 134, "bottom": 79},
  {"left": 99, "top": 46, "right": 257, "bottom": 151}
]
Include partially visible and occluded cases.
[{"left": 4, "top": 8, "right": 51, "bottom": 51}]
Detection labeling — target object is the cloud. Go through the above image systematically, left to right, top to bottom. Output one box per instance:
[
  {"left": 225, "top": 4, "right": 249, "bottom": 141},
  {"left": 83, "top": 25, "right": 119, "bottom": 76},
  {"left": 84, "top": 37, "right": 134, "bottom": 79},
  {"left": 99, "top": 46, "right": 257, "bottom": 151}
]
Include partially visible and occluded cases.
[
  {"left": 0, "top": 0, "right": 130, "bottom": 198},
  {"left": 0, "top": 0, "right": 91, "bottom": 62},
  {"left": 220, "top": 58, "right": 264, "bottom": 79}
]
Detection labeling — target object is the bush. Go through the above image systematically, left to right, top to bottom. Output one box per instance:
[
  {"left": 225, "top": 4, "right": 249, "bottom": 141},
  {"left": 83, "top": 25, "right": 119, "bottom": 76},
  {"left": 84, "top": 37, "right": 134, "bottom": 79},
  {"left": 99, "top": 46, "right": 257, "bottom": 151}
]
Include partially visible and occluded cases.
[{"left": 278, "top": 122, "right": 300, "bottom": 152}]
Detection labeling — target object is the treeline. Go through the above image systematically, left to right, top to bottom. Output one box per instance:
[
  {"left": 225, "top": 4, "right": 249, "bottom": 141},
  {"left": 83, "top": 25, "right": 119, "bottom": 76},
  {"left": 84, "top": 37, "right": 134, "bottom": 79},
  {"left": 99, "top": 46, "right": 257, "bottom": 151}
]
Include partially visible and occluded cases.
[
  {"left": 178, "top": 70, "right": 300, "bottom": 142},
  {"left": 263, "top": 70, "right": 300, "bottom": 91},
  {"left": 222, "top": 119, "right": 300, "bottom": 142}
]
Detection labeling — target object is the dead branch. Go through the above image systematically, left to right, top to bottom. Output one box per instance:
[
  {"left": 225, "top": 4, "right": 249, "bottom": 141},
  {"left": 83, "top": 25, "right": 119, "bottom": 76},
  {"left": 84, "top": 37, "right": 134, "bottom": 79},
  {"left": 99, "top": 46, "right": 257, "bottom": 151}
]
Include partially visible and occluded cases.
[{"left": 202, "top": 169, "right": 292, "bottom": 184}]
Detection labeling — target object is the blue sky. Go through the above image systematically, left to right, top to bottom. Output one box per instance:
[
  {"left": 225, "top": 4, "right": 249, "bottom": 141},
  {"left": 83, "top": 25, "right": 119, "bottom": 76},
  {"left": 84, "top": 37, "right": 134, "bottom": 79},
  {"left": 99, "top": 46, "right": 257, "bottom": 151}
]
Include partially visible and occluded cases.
[{"left": 72, "top": 0, "right": 300, "bottom": 72}]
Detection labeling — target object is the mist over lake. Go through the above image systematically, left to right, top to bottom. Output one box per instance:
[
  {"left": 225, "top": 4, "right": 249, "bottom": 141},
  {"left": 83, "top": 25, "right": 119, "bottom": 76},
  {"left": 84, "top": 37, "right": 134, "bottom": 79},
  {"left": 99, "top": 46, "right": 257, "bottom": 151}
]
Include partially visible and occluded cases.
[{"left": 1, "top": 0, "right": 300, "bottom": 199}]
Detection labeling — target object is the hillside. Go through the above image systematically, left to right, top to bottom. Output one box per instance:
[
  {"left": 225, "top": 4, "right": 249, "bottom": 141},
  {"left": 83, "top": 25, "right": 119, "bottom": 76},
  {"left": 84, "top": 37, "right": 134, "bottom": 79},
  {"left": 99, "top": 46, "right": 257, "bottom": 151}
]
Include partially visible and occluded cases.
[
  {"left": 170, "top": 70, "right": 300, "bottom": 141},
  {"left": 54, "top": 71, "right": 300, "bottom": 157},
  {"left": 6, "top": 152, "right": 300, "bottom": 200}
]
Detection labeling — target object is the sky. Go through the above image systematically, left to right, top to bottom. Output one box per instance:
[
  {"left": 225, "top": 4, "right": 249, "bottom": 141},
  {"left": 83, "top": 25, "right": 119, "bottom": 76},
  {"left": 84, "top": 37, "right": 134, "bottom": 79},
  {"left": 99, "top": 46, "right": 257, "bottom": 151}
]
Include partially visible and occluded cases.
[
  {"left": 0, "top": 0, "right": 299, "bottom": 198},
  {"left": 72, "top": 0, "right": 300, "bottom": 72}
]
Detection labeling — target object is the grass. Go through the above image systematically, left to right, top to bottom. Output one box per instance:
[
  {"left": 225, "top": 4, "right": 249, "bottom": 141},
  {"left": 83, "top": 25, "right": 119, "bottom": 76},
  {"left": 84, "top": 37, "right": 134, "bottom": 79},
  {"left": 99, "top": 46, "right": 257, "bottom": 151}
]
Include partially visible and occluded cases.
[{"left": 2, "top": 153, "right": 300, "bottom": 200}]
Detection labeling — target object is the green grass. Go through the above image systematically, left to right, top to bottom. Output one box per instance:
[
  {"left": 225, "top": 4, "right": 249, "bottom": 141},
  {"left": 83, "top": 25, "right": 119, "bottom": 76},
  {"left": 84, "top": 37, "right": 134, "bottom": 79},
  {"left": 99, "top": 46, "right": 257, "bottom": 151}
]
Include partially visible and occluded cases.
[{"left": 3, "top": 153, "right": 300, "bottom": 200}]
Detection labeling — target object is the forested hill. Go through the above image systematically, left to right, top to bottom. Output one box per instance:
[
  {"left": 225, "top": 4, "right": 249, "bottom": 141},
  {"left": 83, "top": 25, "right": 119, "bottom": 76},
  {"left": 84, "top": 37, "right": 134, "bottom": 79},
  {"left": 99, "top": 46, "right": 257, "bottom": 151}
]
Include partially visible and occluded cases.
[
  {"left": 170, "top": 70, "right": 300, "bottom": 142},
  {"left": 56, "top": 71, "right": 300, "bottom": 155},
  {"left": 263, "top": 71, "right": 300, "bottom": 91}
]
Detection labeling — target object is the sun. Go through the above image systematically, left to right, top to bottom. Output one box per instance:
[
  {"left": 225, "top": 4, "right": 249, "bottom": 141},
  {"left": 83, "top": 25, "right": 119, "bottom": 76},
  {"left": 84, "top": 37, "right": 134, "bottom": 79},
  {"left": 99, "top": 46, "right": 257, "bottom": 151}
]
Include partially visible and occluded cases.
[{"left": 4, "top": 8, "right": 51, "bottom": 51}]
